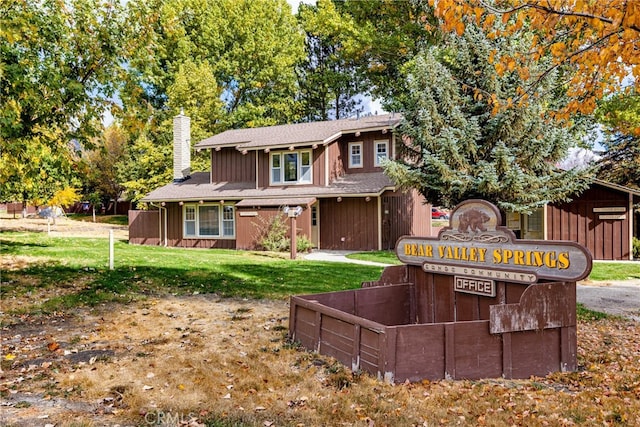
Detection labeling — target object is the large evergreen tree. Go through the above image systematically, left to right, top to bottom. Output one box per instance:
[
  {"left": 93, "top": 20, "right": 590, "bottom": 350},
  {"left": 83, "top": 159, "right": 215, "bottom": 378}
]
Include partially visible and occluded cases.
[
  {"left": 296, "top": 1, "right": 363, "bottom": 121},
  {"left": 385, "top": 24, "right": 595, "bottom": 213}
]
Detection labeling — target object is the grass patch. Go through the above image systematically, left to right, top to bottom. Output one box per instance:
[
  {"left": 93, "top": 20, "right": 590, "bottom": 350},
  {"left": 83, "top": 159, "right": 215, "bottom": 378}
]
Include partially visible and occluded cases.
[
  {"left": 67, "top": 214, "right": 129, "bottom": 226},
  {"left": 0, "top": 232, "right": 382, "bottom": 314},
  {"left": 346, "top": 250, "right": 402, "bottom": 265},
  {"left": 589, "top": 261, "right": 640, "bottom": 281},
  {"left": 576, "top": 303, "right": 609, "bottom": 321}
]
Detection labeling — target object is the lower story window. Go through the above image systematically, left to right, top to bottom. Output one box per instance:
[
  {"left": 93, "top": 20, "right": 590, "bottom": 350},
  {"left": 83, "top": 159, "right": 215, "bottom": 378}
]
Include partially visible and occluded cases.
[{"left": 183, "top": 203, "right": 235, "bottom": 238}]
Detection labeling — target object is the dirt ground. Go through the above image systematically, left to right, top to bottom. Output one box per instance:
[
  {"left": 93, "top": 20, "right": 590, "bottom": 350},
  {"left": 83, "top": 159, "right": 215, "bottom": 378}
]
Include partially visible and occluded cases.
[
  {"left": 0, "top": 215, "right": 129, "bottom": 240},
  {"left": 1, "top": 295, "right": 291, "bottom": 427}
]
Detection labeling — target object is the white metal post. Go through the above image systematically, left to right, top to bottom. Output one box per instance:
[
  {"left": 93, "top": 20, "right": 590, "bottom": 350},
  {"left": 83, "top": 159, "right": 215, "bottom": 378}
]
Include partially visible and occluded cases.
[{"left": 109, "top": 230, "right": 114, "bottom": 270}]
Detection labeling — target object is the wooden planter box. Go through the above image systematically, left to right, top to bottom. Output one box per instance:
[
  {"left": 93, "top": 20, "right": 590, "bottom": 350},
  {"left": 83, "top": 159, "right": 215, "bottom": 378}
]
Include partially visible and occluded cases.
[{"left": 289, "top": 265, "right": 577, "bottom": 383}]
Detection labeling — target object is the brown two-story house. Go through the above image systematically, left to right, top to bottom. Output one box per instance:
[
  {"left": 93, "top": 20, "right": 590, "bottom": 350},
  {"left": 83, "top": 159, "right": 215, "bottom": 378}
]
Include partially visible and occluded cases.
[{"left": 128, "top": 113, "right": 432, "bottom": 251}]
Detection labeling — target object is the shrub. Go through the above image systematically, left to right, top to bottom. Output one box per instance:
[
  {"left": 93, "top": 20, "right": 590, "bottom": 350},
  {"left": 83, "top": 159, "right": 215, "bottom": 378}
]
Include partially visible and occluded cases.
[
  {"left": 257, "top": 213, "right": 313, "bottom": 253},
  {"left": 257, "top": 213, "right": 289, "bottom": 252},
  {"left": 633, "top": 237, "right": 640, "bottom": 260}
]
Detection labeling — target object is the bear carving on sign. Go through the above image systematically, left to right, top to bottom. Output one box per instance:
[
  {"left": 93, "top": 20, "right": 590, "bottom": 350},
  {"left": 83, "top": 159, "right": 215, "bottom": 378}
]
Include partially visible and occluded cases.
[{"left": 458, "top": 208, "right": 490, "bottom": 233}]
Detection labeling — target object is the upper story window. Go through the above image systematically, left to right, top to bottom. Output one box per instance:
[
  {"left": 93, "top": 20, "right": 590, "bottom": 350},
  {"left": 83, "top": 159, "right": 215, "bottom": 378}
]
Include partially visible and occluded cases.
[
  {"left": 374, "top": 140, "right": 389, "bottom": 166},
  {"left": 349, "top": 142, "right": 363, "bottom": 168},
  {"left": 270, "top": 150, "right": 312, "bottom": 185},
  {"left": 183, "top": 203, "right": 235, "bottom": 239}
]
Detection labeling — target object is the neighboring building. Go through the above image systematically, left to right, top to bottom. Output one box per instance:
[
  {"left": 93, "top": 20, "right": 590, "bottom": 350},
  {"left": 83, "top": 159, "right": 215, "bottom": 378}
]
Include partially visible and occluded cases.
[
  {"left": 129, "top": 113, "right": 431, "bottom": 251},
  {"left": 506, "top": 181, "right": 639, "bottom": 260}
]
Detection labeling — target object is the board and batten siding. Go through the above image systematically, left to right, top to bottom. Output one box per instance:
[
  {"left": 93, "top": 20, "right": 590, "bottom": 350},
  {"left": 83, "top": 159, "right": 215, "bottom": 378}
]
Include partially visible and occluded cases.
[
  {"left": 211, "top": 149, "right": 256, "bottom": 183},
  {"left": 547, "top": 186, "right": 632, "bottom": 260},
  {"left": 381, "top": 189, "right": 431, "bottom": 250},
  {"left": 320, "top": 197, "right": 379, "bottom": 250},
  {"left": 235, "top": 206, "right": 312, "bottom": 250},
  {"left": 129, "top": 210, "right": 161, "bottom": 245}
]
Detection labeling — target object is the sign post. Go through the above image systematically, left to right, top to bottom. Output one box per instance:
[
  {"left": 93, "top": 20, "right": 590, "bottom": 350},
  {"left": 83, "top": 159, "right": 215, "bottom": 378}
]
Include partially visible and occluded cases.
[{"left": 283, "top": 206, "right": 303, "bottom": 260}]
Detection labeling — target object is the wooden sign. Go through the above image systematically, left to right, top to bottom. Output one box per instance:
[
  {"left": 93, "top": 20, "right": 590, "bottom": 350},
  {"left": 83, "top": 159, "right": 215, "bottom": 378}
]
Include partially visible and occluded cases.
[{"left": 397, "top": 200, "right": 593, "bottom": 283}]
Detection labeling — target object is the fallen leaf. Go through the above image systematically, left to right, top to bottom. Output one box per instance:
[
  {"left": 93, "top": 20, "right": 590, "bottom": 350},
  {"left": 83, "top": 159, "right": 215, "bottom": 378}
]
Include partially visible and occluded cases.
[
  {"left": 47, "top": 342, "right": 59, "bottom": 352},
  {"left": 4, "top": 354, "right": 16, "bottom": 361},
  {"left": 142, "top": 385, "right": 153, "bottom": 390}
]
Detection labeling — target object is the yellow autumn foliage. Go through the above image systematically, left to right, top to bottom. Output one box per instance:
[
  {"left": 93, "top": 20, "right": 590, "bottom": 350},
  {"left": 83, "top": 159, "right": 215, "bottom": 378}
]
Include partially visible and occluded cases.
[
  {"left": 432, "top": 0, "right": 640, "bottom": 115},
  {"left": 48, "top": 187, "right": 81, "bottom": 208}
]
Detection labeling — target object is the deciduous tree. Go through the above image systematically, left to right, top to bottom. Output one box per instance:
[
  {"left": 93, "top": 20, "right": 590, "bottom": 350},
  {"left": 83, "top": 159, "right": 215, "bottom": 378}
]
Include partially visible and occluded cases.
[
  {"left": 0, "top": 0, "right": 130, "bottom": 205},
  {"left": 334, "top": 0, "right": 438, "bottom": 110},
  {"left": 431, "top": 0, "right": 640, "bottom": 118},
  {"left": 596, "top": 92, "right": 640, "bottom": 189},
  {"left": 83, "top": 125, "right": 128, "bottom": 214}
]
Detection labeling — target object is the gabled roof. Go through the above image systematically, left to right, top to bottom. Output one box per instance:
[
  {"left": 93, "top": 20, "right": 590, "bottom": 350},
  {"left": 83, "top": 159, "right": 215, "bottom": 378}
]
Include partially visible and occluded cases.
[
  {"left": 195, "top": 113, "right": 401, "bottom": 151},
  {"left": 141, "top": 171, "right": 396, "bottom": 203},
  {"left": 594, "top": 179, "right": 640, "bottom": 196}
]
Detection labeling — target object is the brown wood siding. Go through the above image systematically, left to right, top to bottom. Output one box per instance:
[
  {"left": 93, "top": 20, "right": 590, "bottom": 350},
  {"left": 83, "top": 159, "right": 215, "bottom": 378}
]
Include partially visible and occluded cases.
[
  {"left": 328, "top": 140, "right": 344, "bottom": 183},
  {"left": 314, "top": 147, "right": 326, "bottom": 186},
  {"left": 211, "top": 149, "right": 255, "bottom": 183},
  {"left": 547, "top": 185, "right": 631, "bottom": 260},
  {"left": 381, "top": 190, "right": 432, "bottom": 250},
  {"left": 319, "top": 197, "right": 379, "bottom": 250},
  {"left": 235, "top": 206, "right": 312, "bottom": 250},
  {"left": 129, "top": 210, "right": 161, "bottom": 245}
]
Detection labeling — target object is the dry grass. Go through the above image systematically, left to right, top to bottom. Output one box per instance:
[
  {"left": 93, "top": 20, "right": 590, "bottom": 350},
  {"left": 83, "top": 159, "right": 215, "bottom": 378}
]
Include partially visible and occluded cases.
[{"left": 2, "top": 293, "right": 640, "bottom": 427}]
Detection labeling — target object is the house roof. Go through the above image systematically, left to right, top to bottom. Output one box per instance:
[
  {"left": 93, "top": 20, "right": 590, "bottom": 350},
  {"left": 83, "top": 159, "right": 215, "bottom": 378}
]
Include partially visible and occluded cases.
[
  {"left": 195, "top": 113, "right": 401, "bottom": 151},
  {"left": 141, "top": 171, "right": 396, "bottom": 203},
  {"left": 594, "top": 179, "right": 640, "bottom": 201}
]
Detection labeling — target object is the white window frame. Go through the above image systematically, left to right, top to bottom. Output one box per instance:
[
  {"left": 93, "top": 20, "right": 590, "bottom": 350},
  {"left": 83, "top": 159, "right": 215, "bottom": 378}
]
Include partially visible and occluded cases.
[
  {"left": 374, "top": 140, "right": 389, "bottom": 166},
  {"left": 349, "top": 142, "right": 363, "bottom": 168},
  {"left": 270, "top": 150, "right": 313, "bottom": 185},
  {"left": 183, "top": 203, "right": 235, "bottom": 239}
]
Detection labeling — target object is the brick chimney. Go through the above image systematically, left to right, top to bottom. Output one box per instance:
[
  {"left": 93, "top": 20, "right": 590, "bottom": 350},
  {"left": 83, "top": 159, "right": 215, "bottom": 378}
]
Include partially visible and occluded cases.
[{"left": 173, "top": 110, "right": 191, "bottom": 182}]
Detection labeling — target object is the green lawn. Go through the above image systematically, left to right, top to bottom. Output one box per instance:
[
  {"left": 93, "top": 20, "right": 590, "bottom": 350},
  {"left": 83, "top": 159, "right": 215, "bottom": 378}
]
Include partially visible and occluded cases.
[
  {"left": 66, "top": 214, "right": 129, "bottom": 225},
  {"left": 1, "top": 232, "right": 383, "bottom": 313},
  {"left": 3, "top": 232, "right": 638, "bottom": 316}
]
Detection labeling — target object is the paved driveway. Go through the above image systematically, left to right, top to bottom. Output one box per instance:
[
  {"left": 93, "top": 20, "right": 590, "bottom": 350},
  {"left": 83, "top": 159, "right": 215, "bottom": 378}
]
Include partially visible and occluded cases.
[{"left": 577, "top": 280, "right": 640, "bottom": 321}]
